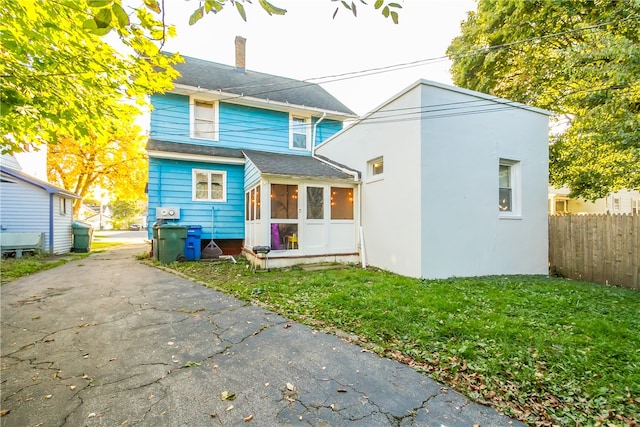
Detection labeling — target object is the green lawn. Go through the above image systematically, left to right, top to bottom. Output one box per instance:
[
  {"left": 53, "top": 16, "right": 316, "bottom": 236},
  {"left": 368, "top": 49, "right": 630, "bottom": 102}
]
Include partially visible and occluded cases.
[{"left": 165, "top": 258, "right": 640, "bottom": 427}]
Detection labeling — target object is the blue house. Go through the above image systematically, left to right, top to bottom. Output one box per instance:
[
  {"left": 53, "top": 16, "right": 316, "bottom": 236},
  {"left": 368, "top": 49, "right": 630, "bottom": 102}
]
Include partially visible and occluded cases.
[{"left": 147, "top": 37, "right": 360, "bottom": 267}]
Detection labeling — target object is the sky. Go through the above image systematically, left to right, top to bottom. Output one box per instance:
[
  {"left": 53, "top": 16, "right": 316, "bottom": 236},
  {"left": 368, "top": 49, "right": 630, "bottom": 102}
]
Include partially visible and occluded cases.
[{"left": 159, "top": 0, "right": 477, "bottom": 116}]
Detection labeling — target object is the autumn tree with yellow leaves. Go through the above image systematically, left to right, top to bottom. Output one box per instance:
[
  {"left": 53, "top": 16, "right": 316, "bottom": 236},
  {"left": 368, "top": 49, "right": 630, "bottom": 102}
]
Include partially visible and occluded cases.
[{"left": 48, "top": 120, "right": 148, "bottom": 217}]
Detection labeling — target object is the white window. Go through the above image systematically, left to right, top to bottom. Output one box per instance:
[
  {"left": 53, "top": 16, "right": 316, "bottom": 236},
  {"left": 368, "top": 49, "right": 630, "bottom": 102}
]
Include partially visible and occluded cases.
[
  {"left": 191, "top": 98, "right": 219, "bottom": 140},
  {"left": 290, "top": 116, "right": 310, "bottom": 150},
  {"left": 367, "top": 157, "right": 384, "bottom": 181},
  {"left": 498, "top": 159, "right": 521, "bottom": 217},
  {"left": 192, "top": 169, "right": 226, "bottom": 202},
  {"left": 59, "top": 197, "right": 67, "bottom": 215},
  {"left": 612, "top": 197, "right": 621, "bottom": 212},
  {"left": 554, "top": 198, "right": 569, "bottom": 214},
  {"left": 633, "top": 199, "right": 639, "bottom": 215}
]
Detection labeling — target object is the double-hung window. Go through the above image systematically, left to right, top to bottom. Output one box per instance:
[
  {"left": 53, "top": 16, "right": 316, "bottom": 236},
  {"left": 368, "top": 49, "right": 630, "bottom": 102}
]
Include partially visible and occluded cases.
[
  {"left": 192, "top": 98, "right": 218, "bottom": 140},
  {"left": 290, "top": 116, "right": 310, "bottom": 150},
  {"left": 498, "top": 159, "right": 521, "bottom": 217},
  {"left": 193, "top": 169, "right": 226, "bottom": 202}
]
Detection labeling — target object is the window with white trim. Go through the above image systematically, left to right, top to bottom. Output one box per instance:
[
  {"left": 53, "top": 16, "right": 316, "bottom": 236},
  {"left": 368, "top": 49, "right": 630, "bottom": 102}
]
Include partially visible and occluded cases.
[
  {"left": 191, "top": 98, "right": 219, "bottom": 140},
  {"left": 290, "top": 116, "right": 310, "bottom": 150},
  {"left": 367, "top": 157, "right": 384, "bottom": 180},
  {"left": 498, "top": 159, "right": 521, "bottom": 216},
  {"left": 192, "top": 169, "right": 226, "bottom": 202},
  {"left": 59, "top": 197, "right": 67, "bottom": 215}
]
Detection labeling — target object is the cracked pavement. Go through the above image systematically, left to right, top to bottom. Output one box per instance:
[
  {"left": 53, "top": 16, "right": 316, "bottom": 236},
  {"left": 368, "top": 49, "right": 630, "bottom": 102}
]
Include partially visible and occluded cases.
[{"left": 1, "top": 245, "right": 525, "bottom": 426}]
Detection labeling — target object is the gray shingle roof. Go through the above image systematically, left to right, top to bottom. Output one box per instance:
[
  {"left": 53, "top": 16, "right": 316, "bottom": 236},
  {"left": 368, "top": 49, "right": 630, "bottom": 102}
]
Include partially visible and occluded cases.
[
  {"left": 170, "top": 54, "right": 356, "bottom": 116},
  {"left": 146, "top": 140, "right": 244, "bottom": 159},
  {"left": 146, "top": 140, "right": 357, "bottom": 180},
  {"left": 243, "top": 150, "right": 355, "bottom": 180}
]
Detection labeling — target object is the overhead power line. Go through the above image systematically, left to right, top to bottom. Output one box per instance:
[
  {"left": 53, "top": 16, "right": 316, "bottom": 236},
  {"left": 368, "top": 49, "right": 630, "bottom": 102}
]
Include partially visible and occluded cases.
[{"left": 147, "top": 14, "right": 639, "bottom": 116}]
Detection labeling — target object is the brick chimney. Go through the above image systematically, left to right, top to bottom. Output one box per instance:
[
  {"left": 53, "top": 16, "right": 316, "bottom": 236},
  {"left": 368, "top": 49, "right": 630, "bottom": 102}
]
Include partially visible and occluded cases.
[{"left": 235, "top": 36, "right": 246, "bottom": 73}]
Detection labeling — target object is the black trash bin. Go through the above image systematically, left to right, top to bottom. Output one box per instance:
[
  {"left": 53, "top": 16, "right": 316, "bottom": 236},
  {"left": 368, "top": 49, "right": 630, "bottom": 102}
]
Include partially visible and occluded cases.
[{"left": 72, "top": 221, "right": 93, "bottom": 253}]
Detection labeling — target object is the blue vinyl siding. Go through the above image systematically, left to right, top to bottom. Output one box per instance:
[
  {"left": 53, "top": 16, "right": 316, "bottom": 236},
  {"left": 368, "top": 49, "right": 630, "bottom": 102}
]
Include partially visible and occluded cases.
[
  {"left": 150, "top": 93, "right": 345, "bottom": 153},
  {"left": 150, "top": 93, "right": 191, "bottom": 143},
  {"left": 314, "top": 119, "right": 343, "bottom": 145},
  {"left": 148, "top": 158, "right": 245, "bottom": 240},
  {"left": 244, "top": 159, "right": 261, "bottom": 189}
]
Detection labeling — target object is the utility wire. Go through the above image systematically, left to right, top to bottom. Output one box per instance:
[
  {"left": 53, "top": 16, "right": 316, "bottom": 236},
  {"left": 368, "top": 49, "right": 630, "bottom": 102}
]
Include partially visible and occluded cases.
[{"left": 148, "top": 14, "right": 639, "bottom": 116}]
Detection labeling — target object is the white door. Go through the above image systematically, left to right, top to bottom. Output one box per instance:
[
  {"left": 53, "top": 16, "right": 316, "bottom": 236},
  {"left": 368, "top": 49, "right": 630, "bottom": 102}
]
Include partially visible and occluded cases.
[{"left": 303, "top": 185, "right": 328, "bottom": 255}]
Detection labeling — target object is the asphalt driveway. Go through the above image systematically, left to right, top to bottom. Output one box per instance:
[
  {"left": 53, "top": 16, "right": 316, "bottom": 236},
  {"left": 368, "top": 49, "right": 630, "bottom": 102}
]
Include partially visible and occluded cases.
[{"left": 1, "top": 245, "right": 523, "bottom": 426}]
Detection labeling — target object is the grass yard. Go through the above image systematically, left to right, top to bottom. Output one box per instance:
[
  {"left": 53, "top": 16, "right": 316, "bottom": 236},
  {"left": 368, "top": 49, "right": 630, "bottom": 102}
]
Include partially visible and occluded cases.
[
  {"left": 0, "top": 253, "right": 80, "bottom": 285},
  {"left": 165, "top": 258, "right": 640, "bottom": 427}
]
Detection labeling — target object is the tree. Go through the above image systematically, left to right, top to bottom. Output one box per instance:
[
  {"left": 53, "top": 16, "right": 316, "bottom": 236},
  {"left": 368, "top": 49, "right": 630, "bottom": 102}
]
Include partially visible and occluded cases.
[
  {"left": 0, "top": 0, "right": 180, "bottom": 154},
  {"left": 1, "top": 0, "right": 401, "bottom": 155},
  {"left": 447, "top": 1, "right": 640, "bottom": 200},
  {"left": 47, "top": 119, "right": 148, "bottom": 217},
  {"left": 110, "top": 199, "right": 144, "bottom": 228}
]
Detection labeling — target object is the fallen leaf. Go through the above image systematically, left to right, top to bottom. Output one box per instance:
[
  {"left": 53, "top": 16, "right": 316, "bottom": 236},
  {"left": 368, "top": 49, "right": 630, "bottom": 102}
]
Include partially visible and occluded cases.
[
  {"left": 264, "top": 382, "right": 269, "bottom": 387},
  {"left": 286, "top": 383, "right": 296, "bottom": 391},
  {"left": 69, "top": 385, "right": 76, "bottom": 391},
  {"left": 337, "top": 388, "right": 347, "bottom": 393},
  {"left": 221, "top": 390, "right": 236, "bottom": 401},
  {"left": 44, "top": 395, "right": 52, "bottom": 400},
  {"left": 285, "top": 396, "right": 296, "bottom": 402},
  {"left": 225, "top": 405, "right": 234, "bottom": 411},
  {"left": 0, "top": 409, "right": 10, "bottom": 417},
  {"left": 88, "top": 413, "right": 96, "bottom": 418},
  {"left": 209, "top": 413, "right": 217, "bottom": 418},
  {"left": 244, "top": 415, "right": 254, "bottom": 422}
]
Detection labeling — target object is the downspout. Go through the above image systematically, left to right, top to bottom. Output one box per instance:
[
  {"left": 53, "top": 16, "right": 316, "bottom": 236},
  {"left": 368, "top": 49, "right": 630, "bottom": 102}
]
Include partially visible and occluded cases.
[
  {"left": 311, "top": 112, "right": 326, "bottom": 157},
  {"left": 49, "top": 194, "right": 54, "bottom": 254}
]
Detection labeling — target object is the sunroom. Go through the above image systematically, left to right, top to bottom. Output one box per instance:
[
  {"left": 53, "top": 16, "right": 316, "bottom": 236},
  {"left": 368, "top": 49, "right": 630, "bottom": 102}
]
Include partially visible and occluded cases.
[{"left": 242, "top": 151, "right": 361, "bottom": 269}]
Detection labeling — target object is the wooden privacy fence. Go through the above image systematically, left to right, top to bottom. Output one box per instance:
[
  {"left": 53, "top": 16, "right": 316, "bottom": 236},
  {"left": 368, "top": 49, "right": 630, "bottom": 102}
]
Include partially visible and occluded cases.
[{"left": 549, "top": 214, "right": 639, "bottom": 290}]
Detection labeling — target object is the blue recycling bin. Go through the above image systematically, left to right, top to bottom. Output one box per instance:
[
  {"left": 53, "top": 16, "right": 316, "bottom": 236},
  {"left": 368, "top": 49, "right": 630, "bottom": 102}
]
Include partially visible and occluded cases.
[{"left": 184, "top": 225, "right": 203, "bottom": 261}]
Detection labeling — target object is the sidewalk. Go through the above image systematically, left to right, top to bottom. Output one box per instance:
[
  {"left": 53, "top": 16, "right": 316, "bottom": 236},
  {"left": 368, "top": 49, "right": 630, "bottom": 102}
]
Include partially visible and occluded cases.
[{"left": 1, "top": 245, "right": 524, "bottom": 426}]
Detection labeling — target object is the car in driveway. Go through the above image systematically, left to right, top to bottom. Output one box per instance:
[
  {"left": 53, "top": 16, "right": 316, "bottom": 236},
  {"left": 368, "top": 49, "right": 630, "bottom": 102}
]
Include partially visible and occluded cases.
[{"left": 129, "top": 224, "right": 142, "bottom": 231}]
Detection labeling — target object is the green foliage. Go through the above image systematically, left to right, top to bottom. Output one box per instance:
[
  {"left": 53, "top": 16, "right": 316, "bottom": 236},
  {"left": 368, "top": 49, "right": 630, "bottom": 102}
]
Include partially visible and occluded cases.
[
  {"left": 0, "top": 0, "right": 180, "bottom": 154},
  {"left": 186, "top": 0, "right": 400, "bottom": 24},
  {"left": 447, "top": 1, "right": 640, "bottom": 200},
  {"left": 110, "top": 199, "right": 143, "bottom": 224},
  {"left": 1, "top": 255, "right": 78, "bottom": 285},
  {"left": 168, "top": 259, "right": 640, "bottom": 426}
]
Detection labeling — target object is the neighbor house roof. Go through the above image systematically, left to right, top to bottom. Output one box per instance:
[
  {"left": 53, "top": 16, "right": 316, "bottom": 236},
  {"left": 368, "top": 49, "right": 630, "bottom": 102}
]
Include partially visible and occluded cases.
[
  {"left": 169, "top": 54, "right": 356, "bottom": 117},
  {"left": 242, "top": 150, "right": 356, "bottom": 180},
  {"left": 0, "top": 165, "right": 80, "bottom": 199}
]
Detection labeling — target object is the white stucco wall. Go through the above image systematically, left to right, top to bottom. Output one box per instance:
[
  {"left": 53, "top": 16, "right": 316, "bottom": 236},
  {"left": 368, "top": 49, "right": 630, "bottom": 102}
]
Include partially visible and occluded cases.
[
  {"left": 318, "top": 80, "right": 550, "bottom": 279},
  {"left": 419, "top": 84, "right": 549, "bottom": 278},
  {"left": 317, "top": 86, "right": 424, "bottom": 277}
]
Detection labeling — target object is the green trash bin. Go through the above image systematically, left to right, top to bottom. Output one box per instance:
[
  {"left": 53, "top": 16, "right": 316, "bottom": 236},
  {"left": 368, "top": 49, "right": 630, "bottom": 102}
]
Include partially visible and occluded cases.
[
  {"left": 72, "top": 221, "right": 93, "bottom": 253},
  {"left": 157, "top": 224, "right": 188, "bottom": 263}
]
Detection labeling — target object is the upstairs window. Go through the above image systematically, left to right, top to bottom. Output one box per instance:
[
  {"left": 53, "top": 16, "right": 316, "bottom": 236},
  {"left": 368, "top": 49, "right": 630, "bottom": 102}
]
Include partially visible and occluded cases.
[
  {"left": 191, "top": 98, "right": 218, "bottom": 140},
  {"left": 290, "top": 116, "right": 310, "bottom": 150},
  {"left": 193, "top": 169, "right": 226, "bottom": 202}
]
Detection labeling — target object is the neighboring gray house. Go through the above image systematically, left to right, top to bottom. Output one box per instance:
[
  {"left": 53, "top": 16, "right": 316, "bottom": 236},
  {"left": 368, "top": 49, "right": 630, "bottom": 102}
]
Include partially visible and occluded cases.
[{"left": 0, "top": 164, "right": 80, "bottom": 254}]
